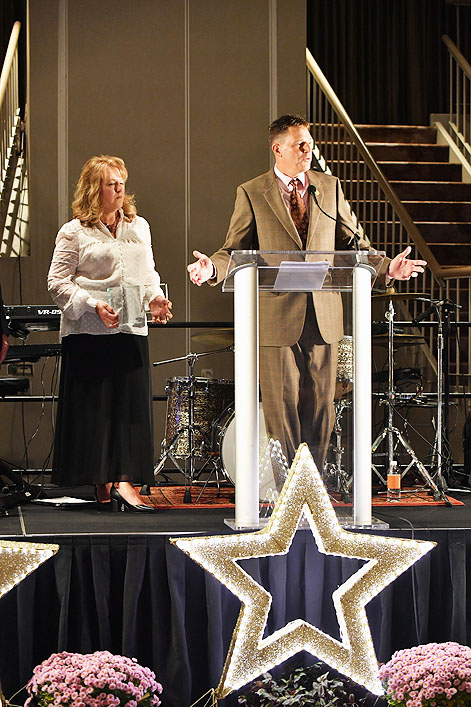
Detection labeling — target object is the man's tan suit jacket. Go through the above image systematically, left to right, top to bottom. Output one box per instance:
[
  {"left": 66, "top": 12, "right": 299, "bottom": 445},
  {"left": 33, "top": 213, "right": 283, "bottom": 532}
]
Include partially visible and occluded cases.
[{"left": 210, "top": 168, "right": 387, "bottom": 347}]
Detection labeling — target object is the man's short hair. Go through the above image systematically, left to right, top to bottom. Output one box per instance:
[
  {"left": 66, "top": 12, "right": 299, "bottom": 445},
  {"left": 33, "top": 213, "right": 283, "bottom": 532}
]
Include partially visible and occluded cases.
[{"left": 268, "top": 114, "right": 310, "bottom": 145}]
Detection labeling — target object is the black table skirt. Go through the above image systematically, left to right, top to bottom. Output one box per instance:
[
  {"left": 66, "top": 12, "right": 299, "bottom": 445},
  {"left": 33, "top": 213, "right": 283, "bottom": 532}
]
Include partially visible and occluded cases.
[{"left": 0, "top": 528, "right": 469, "bottom": 707}]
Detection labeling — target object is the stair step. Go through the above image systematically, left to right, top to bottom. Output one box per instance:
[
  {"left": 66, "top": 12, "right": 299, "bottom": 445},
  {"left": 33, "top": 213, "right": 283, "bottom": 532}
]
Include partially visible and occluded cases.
[
  {"left": 355, "top": 124, "right": 437, "bottom": 144},
  {"left": 320, "top": 143, "right": 449, "bottom": 162},
  {"left": 368, "top": 144, "right": 449, "bottom": 162},
  {"left": 379, "top": 162, "right": 462, "bottom": 181},
  {"left": 391, "top": 180, "right": 471, "bottom": 201},
  {"left": 391, "top": 181, "right": 471, "bottom": 200},
  {"left": 355, "top": 200, "right": 471, "bottom": 222},
  {"left": 403, "top": 201, "right": 471, "bottom": 221},
  {"left": 354, "top": 220, "right": 471, "bottom": 250},
  {"left": 417, "top": 222, "right": 471, "bottom": 243},
  {"left": 428, "top": 244, "right": 471, "bottom": 265}
]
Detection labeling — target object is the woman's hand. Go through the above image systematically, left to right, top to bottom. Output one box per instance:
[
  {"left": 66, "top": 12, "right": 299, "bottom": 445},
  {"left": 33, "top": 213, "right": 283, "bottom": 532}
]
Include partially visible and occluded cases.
[
  {"left": 149, "top": 295, "right": 173, "bottom": 324},
  {"left": 96, "top": 301, "right": 119, "bottom": 328}
]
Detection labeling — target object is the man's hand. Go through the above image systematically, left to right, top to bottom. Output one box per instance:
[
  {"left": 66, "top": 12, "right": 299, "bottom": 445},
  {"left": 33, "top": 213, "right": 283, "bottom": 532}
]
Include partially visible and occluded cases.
[
  {"left": 388, "top": 246, "right": 427, "bottom": 281},
  {"left": 187, "top": 250, "right": 214, "bottom": 286},
  {"left": 149, "top": 295, "right": 173, "bottom": 325},
  {"left": 96, "top": 301, "right": 119, "bottom": 328},
  {"left": 0, "top": 333, "right": 8, "bottom": 365}
]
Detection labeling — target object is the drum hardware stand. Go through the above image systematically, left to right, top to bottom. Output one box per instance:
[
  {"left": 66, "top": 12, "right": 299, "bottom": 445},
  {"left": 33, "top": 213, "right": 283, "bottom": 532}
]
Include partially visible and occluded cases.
[
  {"left": 371, "top": 299, "right": 449, "bottom": 503},
  {"left": 424, "top": 300, "right": 460, "bottom": 484},
  {"left": 152, "top": 346, "right": 233, "bottom": 503},
  {"left": 324, "top": 398, "right": 352, "bottom": 502},
  {"left": 192, "top": 428, "right": 234, "bottom": 504}
]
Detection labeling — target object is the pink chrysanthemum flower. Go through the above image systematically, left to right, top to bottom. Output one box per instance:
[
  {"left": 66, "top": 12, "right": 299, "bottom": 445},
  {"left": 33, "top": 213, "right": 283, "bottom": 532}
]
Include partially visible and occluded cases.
[
  {"left": 378, "top": 642, "right": 471, "bottom": 707},
  {"left": 24, "top": 652, "right": 163, "bottom": 707}
]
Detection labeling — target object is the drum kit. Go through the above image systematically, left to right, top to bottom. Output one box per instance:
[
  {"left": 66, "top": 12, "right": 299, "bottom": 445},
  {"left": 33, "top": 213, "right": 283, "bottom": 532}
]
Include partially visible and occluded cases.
[
  {"left": 153, "top": 290, "right": 454, "bottom": 504},
  {"left": 153, "top": 334, "right": 281, "bottom": 503}
]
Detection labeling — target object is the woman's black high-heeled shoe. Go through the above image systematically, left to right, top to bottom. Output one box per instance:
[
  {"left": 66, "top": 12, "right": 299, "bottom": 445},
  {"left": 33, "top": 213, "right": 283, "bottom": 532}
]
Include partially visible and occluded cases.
[{"left": 110, "top": 486, "right": 157, "bottom": 512}]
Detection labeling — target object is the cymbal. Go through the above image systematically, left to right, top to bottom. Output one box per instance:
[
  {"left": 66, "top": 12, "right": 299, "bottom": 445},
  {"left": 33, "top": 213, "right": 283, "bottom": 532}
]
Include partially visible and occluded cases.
[
  {"left": 372, "top": 291, "right": 430, "bottom": 301},
  {"left": 191, "top": 328, "right": 234, "bottom": 347},
  {"left": 372, "top": 334, "right": 426, "bottom": 347}
]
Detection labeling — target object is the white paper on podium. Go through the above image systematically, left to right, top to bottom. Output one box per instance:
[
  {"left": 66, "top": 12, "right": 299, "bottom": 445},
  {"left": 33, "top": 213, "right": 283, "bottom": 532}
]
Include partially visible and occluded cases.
[{"left": 273, "top": 260, "right": 329, "bottom": 292}]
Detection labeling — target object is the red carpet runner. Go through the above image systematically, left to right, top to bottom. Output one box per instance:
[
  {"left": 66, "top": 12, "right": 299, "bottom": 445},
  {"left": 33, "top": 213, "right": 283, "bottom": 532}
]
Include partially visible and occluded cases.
[{"left": 149, "top": 486, "right": 463, "bottom": 509}]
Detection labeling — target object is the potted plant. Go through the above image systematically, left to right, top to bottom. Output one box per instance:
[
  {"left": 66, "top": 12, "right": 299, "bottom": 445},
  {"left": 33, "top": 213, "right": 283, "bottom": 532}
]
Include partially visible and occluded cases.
[
  {"left": 378, "top": 642, "right": 471, "bottom": 707},
  {"left": 24, "top": 651, "right": 163, "bottom": 707},
  {"left": 238, "top": 661, "right": 381, "bottom": 706}
]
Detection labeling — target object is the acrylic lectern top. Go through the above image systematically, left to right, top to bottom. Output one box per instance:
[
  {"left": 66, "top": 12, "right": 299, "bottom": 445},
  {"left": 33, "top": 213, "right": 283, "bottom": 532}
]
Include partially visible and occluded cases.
[{"left": 222, "top": 250, "right": 386, "bottom": 293}]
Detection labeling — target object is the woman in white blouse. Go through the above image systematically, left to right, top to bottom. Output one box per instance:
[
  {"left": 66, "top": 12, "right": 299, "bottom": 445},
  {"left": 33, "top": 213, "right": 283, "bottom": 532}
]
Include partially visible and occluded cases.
[{"left": 48, "top": 155, "right": 172, "bottom": 512}]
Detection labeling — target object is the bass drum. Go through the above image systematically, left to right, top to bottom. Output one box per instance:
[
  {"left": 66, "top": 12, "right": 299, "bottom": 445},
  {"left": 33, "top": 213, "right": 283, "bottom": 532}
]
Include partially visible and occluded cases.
[{"left": 213, "top": 404, "right": 278, "bottom": 499}]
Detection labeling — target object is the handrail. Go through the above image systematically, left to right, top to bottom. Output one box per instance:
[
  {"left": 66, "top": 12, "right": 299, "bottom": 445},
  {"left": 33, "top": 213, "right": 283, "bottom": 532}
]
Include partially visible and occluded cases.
[
  {"left": 0, "top": 20, "right": 29, "bottom": 258},
  {"left": 0, "top": 21, "right": 20, "bottom": 111},
  {"left": 442, "top": 32, "right": 471, "bottom": 227},
  {"left": 442, "top": 34, "right": 471, "bottom": 80},
  {"left": 306, "top": 48, "right": 444, "bottom": 281}
]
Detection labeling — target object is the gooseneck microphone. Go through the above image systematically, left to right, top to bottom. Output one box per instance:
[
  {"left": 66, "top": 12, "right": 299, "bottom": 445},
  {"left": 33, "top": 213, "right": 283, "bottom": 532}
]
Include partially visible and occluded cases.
[{"left": 307, "top": 184, "right": 361, "bottom": 251}]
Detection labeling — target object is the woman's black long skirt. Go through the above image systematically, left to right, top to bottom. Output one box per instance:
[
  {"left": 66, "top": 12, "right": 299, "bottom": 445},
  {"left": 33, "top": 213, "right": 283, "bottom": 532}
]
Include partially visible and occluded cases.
[{"left": 51, "top": 333, "right": 155, "bottom": 487}]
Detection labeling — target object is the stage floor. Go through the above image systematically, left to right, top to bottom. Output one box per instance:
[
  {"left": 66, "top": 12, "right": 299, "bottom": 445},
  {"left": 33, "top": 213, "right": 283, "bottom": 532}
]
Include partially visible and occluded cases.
[{"left": 0, "top": 483, "right": 470, "bottom": 537}]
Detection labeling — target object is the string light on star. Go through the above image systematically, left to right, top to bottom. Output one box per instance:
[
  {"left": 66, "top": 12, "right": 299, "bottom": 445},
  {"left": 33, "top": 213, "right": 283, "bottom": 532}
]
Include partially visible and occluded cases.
[
  {"left": 171, "top": 444, "right": 436, "bottom": 699},
  {"left": 0, "top": 539, "right": 59, "bottom": 600}
]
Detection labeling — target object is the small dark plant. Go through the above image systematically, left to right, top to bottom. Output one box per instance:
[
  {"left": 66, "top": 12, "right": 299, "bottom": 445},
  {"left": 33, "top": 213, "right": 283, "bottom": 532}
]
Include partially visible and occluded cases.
[{"left": 238, "top": 661, "right": 384, "bottom": 706}]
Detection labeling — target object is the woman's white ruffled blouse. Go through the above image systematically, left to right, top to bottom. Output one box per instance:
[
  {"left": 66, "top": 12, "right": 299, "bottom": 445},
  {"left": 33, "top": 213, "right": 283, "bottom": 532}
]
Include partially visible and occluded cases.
[{"left": 47, "top": 214, "right": 164, "bottom": 338}]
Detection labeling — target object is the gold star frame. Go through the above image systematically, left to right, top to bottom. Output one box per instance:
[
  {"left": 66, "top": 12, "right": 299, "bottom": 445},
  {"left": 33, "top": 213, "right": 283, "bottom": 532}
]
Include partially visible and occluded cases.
[
  {"left": 171, "top": 444, "right": 435, "bottom": 699},
  {"left": 0, "top": 539, "right": 59, "bottom": 599}
]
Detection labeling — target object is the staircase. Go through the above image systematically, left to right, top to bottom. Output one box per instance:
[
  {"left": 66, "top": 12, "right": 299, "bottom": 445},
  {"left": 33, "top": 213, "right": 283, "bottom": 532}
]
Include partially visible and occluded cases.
[
  {"left": 352, "top": 124, "right": 471, "bottom": 382},
  {"left": 356, "top": 124, "right": 471, "bottom": 268}
]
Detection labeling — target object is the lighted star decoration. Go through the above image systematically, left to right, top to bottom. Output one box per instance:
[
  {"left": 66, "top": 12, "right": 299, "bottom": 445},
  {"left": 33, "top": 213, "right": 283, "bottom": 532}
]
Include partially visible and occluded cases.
[
  {"left": 171, "top": 444, "right": 436, "bottom": 699},
  {"left": 0, "top": 539, "right": 59, "bottom": 599}
]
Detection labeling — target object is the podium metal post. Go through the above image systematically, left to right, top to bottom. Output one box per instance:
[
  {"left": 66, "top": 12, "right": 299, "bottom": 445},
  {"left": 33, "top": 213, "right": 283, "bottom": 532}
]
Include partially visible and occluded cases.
[
  {"left": 353, "top": 262, "right": 373, "bottom": 525},
  {"left": 233, "top": 263, "right": 260, "bottom": 527}
]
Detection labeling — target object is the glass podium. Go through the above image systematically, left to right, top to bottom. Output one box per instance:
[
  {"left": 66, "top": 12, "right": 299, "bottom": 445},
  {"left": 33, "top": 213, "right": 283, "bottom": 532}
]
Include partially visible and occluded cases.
[{"left": 221, "top": 250, "right": 386, "bottom": 529}]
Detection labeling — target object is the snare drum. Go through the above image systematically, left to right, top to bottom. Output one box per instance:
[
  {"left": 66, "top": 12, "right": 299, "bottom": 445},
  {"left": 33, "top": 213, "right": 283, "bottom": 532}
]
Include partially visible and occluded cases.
[
  {"left": 335, "top": 335, "right": 353, "bottom": 399},
  {"left": 165, "top": 377, "right": 234, "bottom": 457}
]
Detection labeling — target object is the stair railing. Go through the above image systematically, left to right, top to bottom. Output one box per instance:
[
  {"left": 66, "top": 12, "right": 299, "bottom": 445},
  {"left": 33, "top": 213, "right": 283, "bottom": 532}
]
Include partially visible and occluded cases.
[
  {"left": 0, "top": 20, "right": 28, "bottom": 257},
  {"left": 0, "top": 21, "right": 21, "bottom": 197},
  {"left": 443, "top": 33, "right": 471, "bottom": 165},
  {"left": 306, "top": 48, "right": 471, "bottom": 382}
]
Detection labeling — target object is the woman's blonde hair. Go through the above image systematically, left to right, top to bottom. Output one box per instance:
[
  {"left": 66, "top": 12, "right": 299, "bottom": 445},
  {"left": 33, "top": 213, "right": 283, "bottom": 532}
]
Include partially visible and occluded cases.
[{"left": 72, "top": 155, "right": 137, "bottom": 226}]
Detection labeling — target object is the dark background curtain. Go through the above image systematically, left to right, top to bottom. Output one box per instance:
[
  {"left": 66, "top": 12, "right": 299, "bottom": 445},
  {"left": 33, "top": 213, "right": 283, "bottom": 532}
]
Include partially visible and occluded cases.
[{"left": 307, "top": 0, "right": 471, "bottom": 125}]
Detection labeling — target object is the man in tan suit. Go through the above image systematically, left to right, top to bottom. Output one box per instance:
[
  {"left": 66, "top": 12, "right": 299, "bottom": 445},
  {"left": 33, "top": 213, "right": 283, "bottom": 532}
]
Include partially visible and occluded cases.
[{"left": 188, "top": 115, "right": 425, "bottom": 476}]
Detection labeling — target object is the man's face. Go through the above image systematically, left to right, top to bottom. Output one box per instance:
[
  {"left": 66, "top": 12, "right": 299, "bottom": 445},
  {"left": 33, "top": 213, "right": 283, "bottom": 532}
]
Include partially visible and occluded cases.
[{"left": 272, "top": 125, "right": 313, "bottom": 177}]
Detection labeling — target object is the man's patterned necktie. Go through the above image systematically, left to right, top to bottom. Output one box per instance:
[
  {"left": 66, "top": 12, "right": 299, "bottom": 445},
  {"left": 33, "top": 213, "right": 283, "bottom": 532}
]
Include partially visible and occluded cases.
[{"left": 289, "top": 178, "right": 309, "bottom": 247}]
